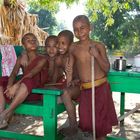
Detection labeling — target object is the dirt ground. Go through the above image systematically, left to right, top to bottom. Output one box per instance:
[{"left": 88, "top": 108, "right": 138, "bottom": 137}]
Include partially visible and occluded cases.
[{"left": 0, "top": 92, "right": 140, "bottom": 140}]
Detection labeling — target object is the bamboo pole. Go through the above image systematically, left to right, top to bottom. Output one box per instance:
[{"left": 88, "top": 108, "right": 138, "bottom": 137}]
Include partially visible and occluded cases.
[
  {"left": 92, "top": 55, "right": 96, "bottom": 140},
  {"left": 45, "top": 83, "right": 63, "bottom": 86}
]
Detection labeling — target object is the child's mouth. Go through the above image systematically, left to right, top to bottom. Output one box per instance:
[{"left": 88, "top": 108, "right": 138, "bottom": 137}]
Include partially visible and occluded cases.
[{"left": 59, "top": 49, "right": 65, "bottom": 53}]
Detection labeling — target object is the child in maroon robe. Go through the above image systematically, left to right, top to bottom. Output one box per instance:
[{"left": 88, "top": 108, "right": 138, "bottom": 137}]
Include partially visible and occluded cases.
[
  {"left": 67, "top": 15, "right": 118, "bottom": 140},
  {"left": 54, "top": 30, "right": 81, "bottom": 136},
  {"left": 0, "top": 33, "right": 48, "bottom": 129},
  {"left": 44, "top": 35, "right": 66, "bottom": 89}
]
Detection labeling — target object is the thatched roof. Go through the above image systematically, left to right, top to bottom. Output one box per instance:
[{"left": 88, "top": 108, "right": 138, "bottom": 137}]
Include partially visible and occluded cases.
[{"left": 0, "top": 0, "right": 48, "bottom": 45}]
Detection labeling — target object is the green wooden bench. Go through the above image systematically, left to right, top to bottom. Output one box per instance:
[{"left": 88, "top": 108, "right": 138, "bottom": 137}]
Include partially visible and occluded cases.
[
  {"left": 0, "top": 46, "right": 126, "bottom": 140},
  {"left": 0, "top": 46, "right": 66, "bottom": 140}
]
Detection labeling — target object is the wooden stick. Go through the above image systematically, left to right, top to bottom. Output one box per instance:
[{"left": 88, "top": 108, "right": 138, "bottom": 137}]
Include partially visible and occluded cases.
[
  {"left": 92, "top": 56, "right": 96, "bottom": 140},
  {"left": 45, "top": 83, "right": 63, "bottom": 86},
  {"left": 118, "top": 104, "right": 140, "bottom": 121}
]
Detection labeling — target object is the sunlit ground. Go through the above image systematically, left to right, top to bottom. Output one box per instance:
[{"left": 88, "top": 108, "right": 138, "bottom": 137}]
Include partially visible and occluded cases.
[{"left": 1, "top": 92, "right": 140, "bottom": 140}]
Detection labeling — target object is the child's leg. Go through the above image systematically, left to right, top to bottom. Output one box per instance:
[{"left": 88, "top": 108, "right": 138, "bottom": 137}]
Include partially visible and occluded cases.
[
  {"left": 0, "top": 83, "right": 29, "bottom": 122},
  {"left": 0, "top": 86, "right": 6, "bottom": 113},
  {"left": 60, "top": 86, "right": 80, "bottom": 136}
]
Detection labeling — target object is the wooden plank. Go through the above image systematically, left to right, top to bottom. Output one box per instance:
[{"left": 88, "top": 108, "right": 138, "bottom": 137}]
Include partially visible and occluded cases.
[
  {"left": 32, "top": 88, "right": 63, "bottom": 96},
  {"left": 6, "top": 103, "right": 43, "bottom": 116},
  {"left": 107, "top": 136, "right": 127, "bottom": 140}
]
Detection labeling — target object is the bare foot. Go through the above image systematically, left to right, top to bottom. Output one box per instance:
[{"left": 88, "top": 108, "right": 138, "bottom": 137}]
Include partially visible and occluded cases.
[
  {"left": 0, "top": 106, "right": 3, "bottom": 113},
  {"left": 0, "top": 110, "right": 13, "bottom": 129},
  {"left": 0, "top": 114, "right": 8, "bottom": 129},
  {"left": 59, "top": 126, "right": 78, "bottom": 137}
]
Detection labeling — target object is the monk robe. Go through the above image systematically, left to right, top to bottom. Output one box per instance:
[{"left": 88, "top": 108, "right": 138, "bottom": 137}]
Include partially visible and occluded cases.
[
  {"left": 0, "top": 55, "right": 49, "bottom": 102},
  {"left": 79, "top": 78, "right": 118, "bottom": 138}
]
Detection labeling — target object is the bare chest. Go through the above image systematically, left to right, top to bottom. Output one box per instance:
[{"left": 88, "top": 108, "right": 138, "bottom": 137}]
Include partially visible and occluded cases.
[{"left": 74, "top": 48, "right": 91, "bottom": 64}]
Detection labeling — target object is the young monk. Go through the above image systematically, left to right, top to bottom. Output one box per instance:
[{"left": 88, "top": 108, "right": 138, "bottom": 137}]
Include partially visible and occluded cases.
[
  {"left": 67, "top": 15, "right": 118, "bottom": 140},
  {"left": 54, "top": 30, "right": 80, "bottom": 136},
  {"left": 17, "top": 32, "right": 80, "bottom": 136},
  {"left": 0, "top": 33, "right": 48, "bottom": 129},
  {"left": 19, "top": 35, "right": 58, "bottom": 85},
  {"left": 20, "top": 35, "right": 65, "bottom": 87},
  {"left": 43, "top": 35, "right": 59, "bottom": 84}
]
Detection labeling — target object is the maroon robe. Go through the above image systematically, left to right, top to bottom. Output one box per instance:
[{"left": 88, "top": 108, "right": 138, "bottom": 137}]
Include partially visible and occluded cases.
[
  {"left": 0, "top": 55, "right": 49, "bottom": 102},
  {"left": 79, "top": 81, "right": 118, "bottom": 138}
]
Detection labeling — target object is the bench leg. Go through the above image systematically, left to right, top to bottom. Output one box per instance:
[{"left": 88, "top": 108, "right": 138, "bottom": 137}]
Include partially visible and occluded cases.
[
  {"left": 120, "top": 92, "right": 125, "bottom": 125},
  {"left": 43, "top": 94, "right": 57, "bottom": 140}
]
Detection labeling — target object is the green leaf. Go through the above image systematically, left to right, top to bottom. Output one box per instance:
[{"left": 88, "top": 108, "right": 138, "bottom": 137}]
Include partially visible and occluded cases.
[
  {"left": 123, "top": 2, "right": 130, "bottom": 10},
  {"left": 91, "top": 12, "right": 98, "bottom": 21},
  {"left": 106, "top": 17, "right": 114, "bottom": 26}
]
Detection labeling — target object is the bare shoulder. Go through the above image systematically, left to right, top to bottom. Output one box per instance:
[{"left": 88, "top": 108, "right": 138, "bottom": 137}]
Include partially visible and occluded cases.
[
  {"left": 92, "top": 40, "right": 106, "bottom": 51},
  {"left": 93, "top": 41, "right": 105, "bottom": 48},
  {"left": 69, "top": 42, "right": 76, "bottom": 52},
  {"left": 70, "top": 42, "right": 79, "bottom": 54}
]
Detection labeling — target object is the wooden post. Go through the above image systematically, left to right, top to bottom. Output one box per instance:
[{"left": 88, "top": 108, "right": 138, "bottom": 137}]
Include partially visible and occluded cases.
[{"left": 118, "top": 104, "right": 140, "bottom": 121}]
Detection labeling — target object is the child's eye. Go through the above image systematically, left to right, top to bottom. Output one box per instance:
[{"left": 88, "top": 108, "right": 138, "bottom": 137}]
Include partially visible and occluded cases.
[{"left": 80, "top": 27, "right": 85, "bottom": 30}]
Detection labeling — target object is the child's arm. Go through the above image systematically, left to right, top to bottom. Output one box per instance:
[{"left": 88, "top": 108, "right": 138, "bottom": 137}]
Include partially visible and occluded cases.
[
  {"left": 20, "top": 50, "right": 28, "bottom": 67},
  {"left": 65, "top": 54, "right": 75, "bottom": 86},
  {"left": 4, "top": 57, "right": 21, "bottom": 97},
  {"left": 6, "top": 57, "right": 22, "bottom": 88},
  {"left": 20, "top": 57, "right": 47, "bottom": 81},
  {"left": 50, "top": 57, "right": 61, "bottom": 83},
  {"left": 48, "top": 58, "right": 55, "bottom": 79}
]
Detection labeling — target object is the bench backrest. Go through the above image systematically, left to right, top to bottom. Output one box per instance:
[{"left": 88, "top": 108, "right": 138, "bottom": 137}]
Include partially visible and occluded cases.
[{"left": 0, "top": 45, "right": 24, "bottom": 76}]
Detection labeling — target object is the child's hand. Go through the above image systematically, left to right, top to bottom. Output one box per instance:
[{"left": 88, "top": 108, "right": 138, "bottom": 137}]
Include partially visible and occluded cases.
[
  {"left": 89, "top": 45, "right": 99, "bottom": 58},
  {"left": 67, "top": 79, "right": 80, "bottom": 87},
  {"left": 71, "top": 79, "right": 80, "bottom": 86},
  {"left": 4, "top": 83, "right": 19, "bottom": 99},
  {"left": 4, "top": 86, "right": 10, "bottom": 95}
]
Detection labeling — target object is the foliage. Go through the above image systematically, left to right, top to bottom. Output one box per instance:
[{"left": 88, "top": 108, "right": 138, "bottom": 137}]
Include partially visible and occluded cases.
[
  {"left": 7, "top": 0, "right": 140, "bottom": 53},
  {"left": 8, "top": 0, "right": 139, "bottom": 27},
  {"left": 26, "top": 0, "right": 79, "bottom": 11},
  {"left": 86, "top": 0, "right": 140, "bottom": 26},
  {"left": 0, "top": 1, "right": 2, "bottom": 6},
  {"left": 90, "top": 1, "right": 140, "bottom": 52},
  {"left": 29, "top": 7, "right": 58, "bottom": 35},
  {"left": 120, "top": 15, "right": 140, "bottom": 55}
]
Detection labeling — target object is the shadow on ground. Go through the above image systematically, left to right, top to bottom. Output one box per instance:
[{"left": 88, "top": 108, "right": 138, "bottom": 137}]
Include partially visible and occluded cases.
[{"left": 1, "top": 93, "right": 140, "bottom": 140}]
